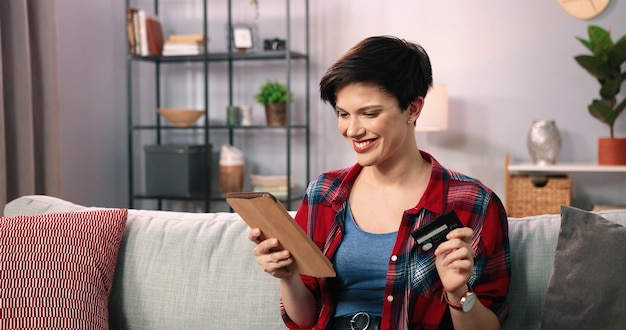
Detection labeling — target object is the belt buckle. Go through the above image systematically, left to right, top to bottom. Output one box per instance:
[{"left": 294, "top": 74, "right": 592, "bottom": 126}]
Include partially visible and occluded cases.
[{"left": 350, "top": 312, "right": 371, "bottom": 330}]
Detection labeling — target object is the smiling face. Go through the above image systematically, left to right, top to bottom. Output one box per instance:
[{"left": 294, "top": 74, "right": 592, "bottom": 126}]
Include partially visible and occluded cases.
[{"left": 335, "top": 82, "right": 422, "bottom": 168}]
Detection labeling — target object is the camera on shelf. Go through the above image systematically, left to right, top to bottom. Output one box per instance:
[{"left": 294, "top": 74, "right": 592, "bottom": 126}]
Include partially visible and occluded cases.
[{"left": 264, "top": 38, "right": 286, "bottom": 51}]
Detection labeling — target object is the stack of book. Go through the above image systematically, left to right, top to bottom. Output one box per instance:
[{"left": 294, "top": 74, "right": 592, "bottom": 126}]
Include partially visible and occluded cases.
[
  {"left": 126, "top": 8, "right": 164, "bottom": 56},
  {"left": 162, "top": 34, "right": 209, "bottom": 56},
  {"left": 250, "top": 174, "right": 295, "bottom": 199},
  {"left": 592, "top": 204, "right": 626, "bottom": 211}
]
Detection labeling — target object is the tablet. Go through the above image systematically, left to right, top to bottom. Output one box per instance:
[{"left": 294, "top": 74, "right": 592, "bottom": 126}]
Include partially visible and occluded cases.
[{"left": 226, "top": 192, "right": 336, "bottom": 278}]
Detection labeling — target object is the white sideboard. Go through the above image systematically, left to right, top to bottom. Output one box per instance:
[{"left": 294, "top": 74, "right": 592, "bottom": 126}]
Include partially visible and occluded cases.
[{"left": 507, "top": 163, "right": 626, "bottom": 174}]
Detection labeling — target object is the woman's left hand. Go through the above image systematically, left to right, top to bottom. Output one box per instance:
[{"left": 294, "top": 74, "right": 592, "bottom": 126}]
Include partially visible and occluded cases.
[{"left": 434, "top": 227, "right": 475, "bottom": 296}]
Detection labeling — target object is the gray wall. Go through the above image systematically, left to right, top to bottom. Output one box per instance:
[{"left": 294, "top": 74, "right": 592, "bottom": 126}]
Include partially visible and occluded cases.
[
  {"left": 55, "top": 0, "right": 626, "bottom": 210},
  {"left": 56, "top": 1, "right": 127, "bottom": 207}
]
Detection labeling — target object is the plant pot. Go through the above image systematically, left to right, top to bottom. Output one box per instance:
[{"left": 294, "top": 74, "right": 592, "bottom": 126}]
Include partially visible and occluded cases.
[
  {"left": 264, "top": 102, "right": 286, "bottom": 126},
  {"left": 598, "top": 137, "right": 626, "bottom": 165}
]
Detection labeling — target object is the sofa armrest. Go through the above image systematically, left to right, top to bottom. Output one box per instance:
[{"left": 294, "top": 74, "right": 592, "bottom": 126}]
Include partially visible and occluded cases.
[{"left": 3, "top": 195, "right": 88, "bottom": 217}]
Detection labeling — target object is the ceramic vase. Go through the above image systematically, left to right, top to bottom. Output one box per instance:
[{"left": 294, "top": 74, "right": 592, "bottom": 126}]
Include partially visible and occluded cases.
[
  {"left": 527, "top": 120, "right": 561, "bottom": 165},
  {"left": 219, "top": 145, "right": 245, "bottom": 196}
]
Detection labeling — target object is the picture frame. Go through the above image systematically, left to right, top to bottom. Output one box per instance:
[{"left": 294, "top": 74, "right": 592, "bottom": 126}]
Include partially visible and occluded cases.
[{"left": 231, "top": 24, "right": 255, "bottom": 50}]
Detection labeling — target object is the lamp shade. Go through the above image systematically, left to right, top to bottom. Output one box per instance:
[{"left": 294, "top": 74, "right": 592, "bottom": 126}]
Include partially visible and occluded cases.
[{"left": 415, "top": 83, "right": 448, "bottom": 132}]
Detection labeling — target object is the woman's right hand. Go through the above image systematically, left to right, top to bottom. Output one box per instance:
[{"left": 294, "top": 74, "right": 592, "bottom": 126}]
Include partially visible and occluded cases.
[{"left": 248, "top": 228, "right": 295, "bottom": 279}]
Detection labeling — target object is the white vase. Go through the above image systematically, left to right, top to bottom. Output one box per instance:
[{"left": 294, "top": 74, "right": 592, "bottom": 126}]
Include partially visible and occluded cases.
[{"left": 527, "top": 120, "right": 561, "bottom": 165}]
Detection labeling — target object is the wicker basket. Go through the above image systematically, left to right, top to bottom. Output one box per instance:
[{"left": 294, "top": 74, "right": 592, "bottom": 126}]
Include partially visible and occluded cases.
[{"left": 506, "top": 174, "right": 571, "bottom": 218}]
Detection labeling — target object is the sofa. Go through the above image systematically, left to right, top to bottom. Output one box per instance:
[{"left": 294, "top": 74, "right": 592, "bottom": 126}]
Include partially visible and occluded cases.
[{"left": 3, "top": 195, "right": 626, "bottom": 329}]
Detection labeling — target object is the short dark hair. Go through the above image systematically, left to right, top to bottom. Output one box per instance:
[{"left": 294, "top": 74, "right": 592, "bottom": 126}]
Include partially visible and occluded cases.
[{"left": 319, "top": 35, "right": 433, "bottom": 111}]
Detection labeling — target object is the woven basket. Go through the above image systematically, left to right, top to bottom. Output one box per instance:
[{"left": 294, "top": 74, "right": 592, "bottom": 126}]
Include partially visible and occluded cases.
[{"left": 506, "top": 175, "right": 571, "bottom": 218}]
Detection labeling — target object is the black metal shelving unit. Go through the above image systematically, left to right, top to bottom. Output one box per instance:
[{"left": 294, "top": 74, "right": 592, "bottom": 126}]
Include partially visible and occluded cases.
[{"left": 126, "top": 0, "right": 310, "bottom": 212}]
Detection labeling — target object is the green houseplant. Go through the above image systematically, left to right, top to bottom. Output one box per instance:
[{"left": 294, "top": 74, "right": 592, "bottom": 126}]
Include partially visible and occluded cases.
[
  {"left": 574, "top": 25, "right": 626, "bottom": 164},
  {"left": 254, "top": 80, "right": 293, "bottom": 126}
]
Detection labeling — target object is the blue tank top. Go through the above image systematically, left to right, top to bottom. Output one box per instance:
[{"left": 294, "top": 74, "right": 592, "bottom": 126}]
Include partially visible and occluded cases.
[{"left": 331, "top": 205, "right": 398, "bottom": 317}]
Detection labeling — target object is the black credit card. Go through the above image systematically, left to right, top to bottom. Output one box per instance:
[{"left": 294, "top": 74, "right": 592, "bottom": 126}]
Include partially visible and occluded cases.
[{"left": 411, "top": 210, "right": 463, "bottom": 252}]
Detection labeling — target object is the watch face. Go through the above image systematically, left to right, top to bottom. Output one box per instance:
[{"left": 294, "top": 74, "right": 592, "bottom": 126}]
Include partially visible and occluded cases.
[{"left": 461, "top": 292, "right": 476, "bottom": 312}]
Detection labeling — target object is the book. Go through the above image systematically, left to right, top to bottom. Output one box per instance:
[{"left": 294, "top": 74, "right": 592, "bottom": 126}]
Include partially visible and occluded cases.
[
  {"left": 126, "top": 7, "right": 137, "bottom": 55},
  {"left": 132, "top": 10, "right": 141, "bottom": 55},
  {"left": 137, "top": 10, "right": 149, "bottom": 56},
  {"left": 146, "top": 17, "right": 164, "bottom": 56},
  {"left": 159, "top": 33, "right": 209, "bottom": 55},
  {"left": 158, "top": 34, "right": 210, "bottom": 56},
  {"left": 167, "top": 34, "right": 209, "bottom": 43},
  {"left": 162, "top": 43, "right": 204, "bottom": 56},
  {"left": 163, "top": 43, "right": 203, "bottom": 50},
  {"left": 250, "top": 174, "right": 294, "bottom": 188},
  {"left": 252, "top": 185, "right": 288, "bottom": 192},
  {"left": 251, "top": 186, "right": 288, "bottom": 199},
  {"left": 226, "top": 192, "right": 335, "bottom": 278},
  {"left": 592, "top": 204, "right": 626, "bottom": 211}
]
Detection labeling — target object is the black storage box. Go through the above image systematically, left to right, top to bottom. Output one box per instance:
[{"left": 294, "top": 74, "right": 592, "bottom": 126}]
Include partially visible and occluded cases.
[{"left": 144, "top": 145, "right": 210, "bottom": 197}]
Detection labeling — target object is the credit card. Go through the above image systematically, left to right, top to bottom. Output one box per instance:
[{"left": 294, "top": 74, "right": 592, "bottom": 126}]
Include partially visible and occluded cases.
[{"left": 411, "top": 210, "right": 463, "bottom": 252}]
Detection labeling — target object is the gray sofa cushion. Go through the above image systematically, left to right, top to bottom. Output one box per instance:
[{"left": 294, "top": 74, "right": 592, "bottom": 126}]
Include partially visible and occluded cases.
[
  {"left": 540, "top": 206, "right": 626, "bottom": 330},
  {"left": 504, "top": 208, "right": 626, "bottom": 330},
  {"left": 108, "top": 209, "right": 284, "bottom": 329},
  {"left": 505, "top": 213, "right": 561, "bottom": 330}
]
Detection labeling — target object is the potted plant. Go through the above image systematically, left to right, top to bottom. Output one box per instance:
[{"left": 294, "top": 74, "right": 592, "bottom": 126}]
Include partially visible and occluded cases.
[
  {"left": 574, "top": 25, "right": 626, "bottom": 164},
  {"left": 254, "top": 80, "right": 293, "bottom": 126}
]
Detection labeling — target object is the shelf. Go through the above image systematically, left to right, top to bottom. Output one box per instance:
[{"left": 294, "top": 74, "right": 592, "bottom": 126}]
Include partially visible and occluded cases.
[
  {"left": 126, "top": 0, "right": 311, "bottom": 212},
  {"left": 131, "top": 50, "right": 308, "bottom": 63},
  {"left": 132, "top": 124, "right": 309, "bottom": 130},
  {"left": 505, "top": 154, "right": 626, "bottom": 215},
  {"left": 507, "top": 163, "right": 626, "bottom": 174},
  {"left": 134, "top": 192, "right": 305, "bottom": 204}
]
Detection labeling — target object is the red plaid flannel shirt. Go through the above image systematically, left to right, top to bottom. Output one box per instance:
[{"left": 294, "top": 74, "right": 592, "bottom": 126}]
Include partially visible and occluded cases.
[{"left": 281, "top": 151, "right": 510, "bottom": 329}]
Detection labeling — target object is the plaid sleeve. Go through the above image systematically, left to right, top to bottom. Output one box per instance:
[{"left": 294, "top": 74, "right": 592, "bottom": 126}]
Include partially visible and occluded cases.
[
  {"left": 280, "top": 193, "right": 330, "bottom": 329},
  {"left": 472, "top": 193, "right": 511, "bottom": 323}
]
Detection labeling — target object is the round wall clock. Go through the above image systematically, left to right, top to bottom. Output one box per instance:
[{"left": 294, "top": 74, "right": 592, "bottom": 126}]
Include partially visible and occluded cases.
[{"left": 557, "top": 0, "right": 611, "bottom": 20}]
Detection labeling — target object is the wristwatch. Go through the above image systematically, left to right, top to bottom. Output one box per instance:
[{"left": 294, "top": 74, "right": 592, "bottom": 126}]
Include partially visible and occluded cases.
[{"left": 442, "top": 284, "right": 476, "bottom": 312}]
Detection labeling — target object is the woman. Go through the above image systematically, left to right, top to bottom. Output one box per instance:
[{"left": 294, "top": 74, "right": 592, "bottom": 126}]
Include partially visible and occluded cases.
[{"left": 249, "top": 35, "right": 510, "bottom": 330}]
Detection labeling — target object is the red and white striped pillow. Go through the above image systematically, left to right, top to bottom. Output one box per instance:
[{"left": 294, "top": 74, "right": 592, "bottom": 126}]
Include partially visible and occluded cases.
[{"left": 0, "top": 208, "right": 128, "bottom": 329}]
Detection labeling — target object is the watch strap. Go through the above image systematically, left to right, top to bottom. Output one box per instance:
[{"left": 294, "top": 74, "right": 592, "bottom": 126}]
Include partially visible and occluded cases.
[{"left": 441, "top": 283, "right": 472, "bottom": 311}]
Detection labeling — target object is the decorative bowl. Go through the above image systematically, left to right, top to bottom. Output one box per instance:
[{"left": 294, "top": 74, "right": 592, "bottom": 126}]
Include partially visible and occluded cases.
[{"left": 157, "top": 108, "right": 205, "bottom": 127}]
